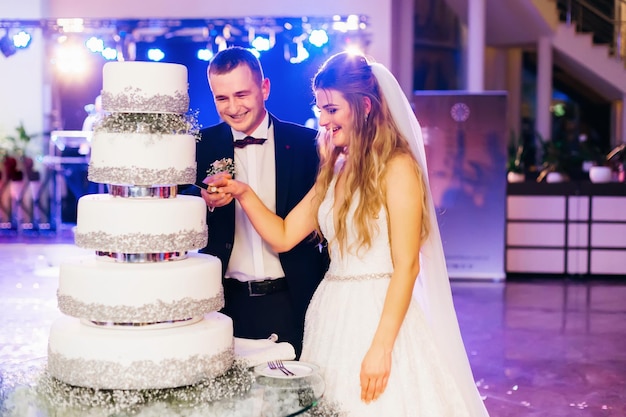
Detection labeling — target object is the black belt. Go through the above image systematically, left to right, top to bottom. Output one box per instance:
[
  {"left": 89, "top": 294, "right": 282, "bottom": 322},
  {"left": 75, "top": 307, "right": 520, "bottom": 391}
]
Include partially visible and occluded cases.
[{"left": 224, "top": 277, "right": 288, "bottom": 297}]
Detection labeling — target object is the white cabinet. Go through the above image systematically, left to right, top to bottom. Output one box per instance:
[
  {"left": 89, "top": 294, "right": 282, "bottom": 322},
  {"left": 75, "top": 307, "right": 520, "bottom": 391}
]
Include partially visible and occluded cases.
[{"left": 506, "top": 183, "right": 626, "bottom": 276}]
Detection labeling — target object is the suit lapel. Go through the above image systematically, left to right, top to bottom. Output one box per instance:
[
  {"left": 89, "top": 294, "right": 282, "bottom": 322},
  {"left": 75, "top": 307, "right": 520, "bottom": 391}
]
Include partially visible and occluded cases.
[
  {"left": 272, "top": 115, "right": 291, "bottom": 218},
  {"left": 214, "top": 123, "right": 235, "bottom": 160}
]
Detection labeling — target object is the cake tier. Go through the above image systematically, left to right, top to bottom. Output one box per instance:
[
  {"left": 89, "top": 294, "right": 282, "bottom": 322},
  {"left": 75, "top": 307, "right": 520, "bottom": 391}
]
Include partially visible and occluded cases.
[
  {"left": 101, "top": 62, "right": 189, "bottom": 114},
  {"left": 88, "top": 132, "right": 197, "bottom": 186},
  {"left": 74, "top": 194, "right": 208, "bottom": 253},
  {"left": 58, "top": 252, "right": 222, "bottom": 323},
  {"left": 48, "top": 312, "right": 234, "bottom": 389}
]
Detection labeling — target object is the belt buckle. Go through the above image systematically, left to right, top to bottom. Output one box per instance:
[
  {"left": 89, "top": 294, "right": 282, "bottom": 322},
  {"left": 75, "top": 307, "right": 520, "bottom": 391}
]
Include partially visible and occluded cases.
[{"left": 247, "top": 280, "right": 264, "bottom": 297}]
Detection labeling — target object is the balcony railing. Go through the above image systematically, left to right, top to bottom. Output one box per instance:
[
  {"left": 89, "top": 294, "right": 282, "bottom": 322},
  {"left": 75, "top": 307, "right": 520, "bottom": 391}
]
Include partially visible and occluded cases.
[{"left": 557, "top": 0, "right": 625, "bottom": 64}]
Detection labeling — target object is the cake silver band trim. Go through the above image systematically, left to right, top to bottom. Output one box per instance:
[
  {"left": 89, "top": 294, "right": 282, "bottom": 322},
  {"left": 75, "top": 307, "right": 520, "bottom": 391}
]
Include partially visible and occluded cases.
[
  {"left": 101, "top": 89, "right": 190, "bottom": 114},
  {"left": 88, "top": 165, "right": 196, "bottom": 187},
  {"left": 108, "top": 184, "right": 178, "bottom": 198},
  {"left": 75, "top": 227, "right": 208, "bottom": 254},
  {"left": 96, "top": 250, "right": 187, "bottom": 262},
  {"left": 58, "top": 291, "right": 225, "bottom": 324},
  {"left": 85, "top": 316, "right": 201, "bottom": 328},
  {"left": 47, "top": 346, "right": 235, "bottom": 390}
]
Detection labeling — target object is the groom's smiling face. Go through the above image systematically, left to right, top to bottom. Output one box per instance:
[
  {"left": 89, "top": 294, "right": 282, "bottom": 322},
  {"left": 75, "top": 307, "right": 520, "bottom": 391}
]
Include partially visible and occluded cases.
[{"left": 209, "top": 64, "right": 270, "bottom": 136}]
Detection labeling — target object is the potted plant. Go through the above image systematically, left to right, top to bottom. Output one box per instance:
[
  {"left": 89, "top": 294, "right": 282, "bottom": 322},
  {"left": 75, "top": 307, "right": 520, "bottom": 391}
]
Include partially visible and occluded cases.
[
  {"left": 1, "top": 122, "right": 42, "bottom": 229},
  {"left": 3, "top": 122, "right": 41, "bottom": 182},
  {"left": 507, "top": 130, "right": 526, "bottom": 183},
  {"left": 536, "top": 133, "right": 573, "bottom": 183},
  {"left": 580, "top": 135, "right": 612, "bottom": 183},
  {"left": 606, "top": 143, "right": 626, "bottom": 182}
]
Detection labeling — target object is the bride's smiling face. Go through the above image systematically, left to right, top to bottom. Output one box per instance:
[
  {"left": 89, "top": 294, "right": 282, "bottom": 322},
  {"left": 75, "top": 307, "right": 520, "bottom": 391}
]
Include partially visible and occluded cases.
[{"left": 315, "top": 88, "right": 353, "bottom": 148}]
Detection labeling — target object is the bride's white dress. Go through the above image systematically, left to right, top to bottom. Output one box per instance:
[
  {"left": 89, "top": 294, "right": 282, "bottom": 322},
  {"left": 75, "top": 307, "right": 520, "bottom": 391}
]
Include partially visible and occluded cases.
[{"left": 300, "top": 179, "right": 474, "bottom": 417}]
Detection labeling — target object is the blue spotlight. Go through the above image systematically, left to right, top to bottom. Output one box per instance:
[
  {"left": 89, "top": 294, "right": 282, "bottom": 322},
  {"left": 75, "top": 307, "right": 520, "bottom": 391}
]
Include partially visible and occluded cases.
[
  {"left": 308, "top": 30, "right": 328, "bottom": 47},
  {"left": 13, "top": 31, "right": 32, "bottom": 49},
  {"left": 85, "top": 36, "right": 104, "bottom": 53},
  {"left": 251, "top": 36, "right": 271, "bottom": 52},
  {"left": 101, "top": 47, "right": 118, "bottom": 60},
  {"left": 147, "top": 48, "right": 165, "bottom": 61},
  {"left": 197, "top": 48, "right": 214, "bottom": 61}
]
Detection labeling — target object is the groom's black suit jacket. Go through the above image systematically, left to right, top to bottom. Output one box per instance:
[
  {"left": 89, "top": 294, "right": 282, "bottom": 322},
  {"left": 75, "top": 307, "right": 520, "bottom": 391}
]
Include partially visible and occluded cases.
[{"left": 194, "top": 113, "right": 329, "bottom": 337}]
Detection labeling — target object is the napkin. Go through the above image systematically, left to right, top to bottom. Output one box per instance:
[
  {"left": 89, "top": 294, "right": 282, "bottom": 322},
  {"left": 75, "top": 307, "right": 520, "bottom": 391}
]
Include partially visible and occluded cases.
[{"left": 234, "top": 335, "right": 296, "bottom": 367}]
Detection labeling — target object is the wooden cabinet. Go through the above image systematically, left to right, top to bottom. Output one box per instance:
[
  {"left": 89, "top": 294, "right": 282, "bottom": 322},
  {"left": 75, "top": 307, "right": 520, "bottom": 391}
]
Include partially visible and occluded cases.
[{"left": 506, "top": 182, "right": 626, "bottom": 276}]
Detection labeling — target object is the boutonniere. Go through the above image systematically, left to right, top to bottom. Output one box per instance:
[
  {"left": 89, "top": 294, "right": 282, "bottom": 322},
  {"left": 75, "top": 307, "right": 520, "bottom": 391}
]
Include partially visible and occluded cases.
[{"left": 207, "top": 157, "right": 235, "bottom": 178}]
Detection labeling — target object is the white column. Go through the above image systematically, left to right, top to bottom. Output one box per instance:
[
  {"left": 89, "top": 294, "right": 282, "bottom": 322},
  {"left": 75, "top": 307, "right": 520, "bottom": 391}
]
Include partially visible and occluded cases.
[
  {"left": 391, "top": 0, "right": 414, "bottom": 97},
  {"left": 467, "top": 0, "right": 486, "bottom": 92},
  {"left": 536, "top": 36, "right": 553, "bottom": 143},
  {"left": 506, "top": 48, "right": 523, "bottom": 137}
]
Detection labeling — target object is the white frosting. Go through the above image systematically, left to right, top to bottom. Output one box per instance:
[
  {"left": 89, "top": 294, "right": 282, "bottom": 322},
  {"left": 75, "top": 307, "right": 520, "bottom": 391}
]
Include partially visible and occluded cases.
[
  {"left": 48, "top": 61, "right": 234, "bottom": 391},
  {"left": 101, "top": 61, "right": 189, "bottom": 113},
  {"left": 89, "top": 132, "right": 197, "bottom": 186},
  {"left": 75, "top": 194, "right": 208, "bottom": 253},
  {"left": 58, "top": 252, "right": 222, "bottom": 323},
  {"left": 48, "top": 312, "right": 234, "bottom": 389}
]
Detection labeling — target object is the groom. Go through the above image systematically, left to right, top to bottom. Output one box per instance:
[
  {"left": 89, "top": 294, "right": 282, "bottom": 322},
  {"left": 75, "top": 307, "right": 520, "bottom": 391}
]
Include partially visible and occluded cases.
[{"left": 195, "top": 46, "right": 329, "bottom": 357}]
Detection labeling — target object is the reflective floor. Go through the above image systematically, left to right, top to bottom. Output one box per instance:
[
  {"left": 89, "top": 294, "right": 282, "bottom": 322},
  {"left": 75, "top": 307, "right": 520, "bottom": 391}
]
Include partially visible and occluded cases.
[{"left": 0, "top": 233, "right": 625, "bottom": 416}]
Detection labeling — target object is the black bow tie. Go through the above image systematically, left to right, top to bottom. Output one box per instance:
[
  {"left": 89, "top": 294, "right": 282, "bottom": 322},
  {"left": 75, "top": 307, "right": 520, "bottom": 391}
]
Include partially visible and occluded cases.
[{"left": 234, "top": 136, "right": 267, "bottom": 148}]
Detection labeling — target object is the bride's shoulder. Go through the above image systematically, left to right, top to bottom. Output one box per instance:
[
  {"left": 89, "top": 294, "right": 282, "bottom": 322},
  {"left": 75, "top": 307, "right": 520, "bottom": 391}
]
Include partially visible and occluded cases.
[{"left": 385, "top": 152, "right": 418, "bottom": 179}]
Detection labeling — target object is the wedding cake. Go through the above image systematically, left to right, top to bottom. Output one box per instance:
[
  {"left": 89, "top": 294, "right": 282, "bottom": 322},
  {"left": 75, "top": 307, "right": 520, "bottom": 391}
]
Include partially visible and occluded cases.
[{"left": 47, "top": 61, "right": 234, "bottom": 390}]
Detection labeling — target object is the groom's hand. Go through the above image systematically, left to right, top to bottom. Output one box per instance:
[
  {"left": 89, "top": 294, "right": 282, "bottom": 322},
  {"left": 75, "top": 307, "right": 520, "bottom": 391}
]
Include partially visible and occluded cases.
[{"left": 201, "top": 172, "right": 233, "bottom": 210}]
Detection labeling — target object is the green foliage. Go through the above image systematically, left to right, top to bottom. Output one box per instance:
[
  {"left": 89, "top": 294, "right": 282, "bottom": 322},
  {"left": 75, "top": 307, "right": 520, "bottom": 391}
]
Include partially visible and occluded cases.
[
  {"left": 1, "top": 121, "right": 37, "bottom": 157},
  {"left": 507, "top": 130, "right": 525, "bottom": 173},
  {"left": 536, "top": 132, "right": 579, "bottom": 182}
]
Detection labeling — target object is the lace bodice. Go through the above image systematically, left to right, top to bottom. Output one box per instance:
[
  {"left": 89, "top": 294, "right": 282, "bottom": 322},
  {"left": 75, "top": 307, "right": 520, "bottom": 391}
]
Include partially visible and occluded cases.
[{"left": 317, "top": 178, "right": 394, "bottom": 277}]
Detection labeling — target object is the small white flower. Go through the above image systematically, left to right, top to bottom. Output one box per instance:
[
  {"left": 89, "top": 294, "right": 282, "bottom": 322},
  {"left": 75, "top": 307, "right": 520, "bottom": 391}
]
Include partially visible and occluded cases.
[{"left": 207, "top": 158, "right": 235, "bottom": 178}]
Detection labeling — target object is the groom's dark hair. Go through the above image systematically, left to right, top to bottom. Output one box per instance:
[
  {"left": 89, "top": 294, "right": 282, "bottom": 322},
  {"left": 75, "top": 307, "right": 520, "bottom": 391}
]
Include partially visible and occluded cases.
[{"left": 208, "top": 46, "right": 264, "bottom": 84}]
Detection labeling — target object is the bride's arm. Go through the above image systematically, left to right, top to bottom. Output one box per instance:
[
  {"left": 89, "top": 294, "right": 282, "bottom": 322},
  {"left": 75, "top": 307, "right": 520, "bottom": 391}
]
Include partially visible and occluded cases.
[
  {"left": 360, "top": 153, "right": 423, "bottom": 403},
  {"left": 211, "top": 176, "right": 319, "bottom": 253}
]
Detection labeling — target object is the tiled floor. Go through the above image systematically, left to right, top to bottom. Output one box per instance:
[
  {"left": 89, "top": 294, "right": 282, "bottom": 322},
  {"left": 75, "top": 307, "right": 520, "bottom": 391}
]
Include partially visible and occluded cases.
[{"left": 0, "top": 233, "right": 625, "bottom": 416}]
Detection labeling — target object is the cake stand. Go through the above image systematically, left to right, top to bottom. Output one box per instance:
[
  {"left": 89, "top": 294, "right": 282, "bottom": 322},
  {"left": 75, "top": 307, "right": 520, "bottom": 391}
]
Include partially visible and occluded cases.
[{"left": 0, "top": 357, "right": 327, "bottom": 417}]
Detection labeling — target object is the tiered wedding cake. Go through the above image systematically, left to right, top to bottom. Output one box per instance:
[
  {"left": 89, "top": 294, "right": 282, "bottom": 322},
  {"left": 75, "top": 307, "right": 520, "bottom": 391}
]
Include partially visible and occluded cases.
[{"left": 47, "top": 61, "right": 234, "bottom": 390}]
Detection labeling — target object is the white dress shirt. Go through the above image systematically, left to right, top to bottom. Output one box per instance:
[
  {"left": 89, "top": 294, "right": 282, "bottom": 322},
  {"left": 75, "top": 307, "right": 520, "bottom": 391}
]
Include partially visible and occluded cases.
[{"left": 226, "top": 113, "right": 286, "bottom": 282}]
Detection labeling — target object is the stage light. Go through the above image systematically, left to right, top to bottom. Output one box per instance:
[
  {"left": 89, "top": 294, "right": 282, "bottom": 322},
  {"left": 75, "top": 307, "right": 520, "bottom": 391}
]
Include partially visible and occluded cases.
[
  {"left": 345, "top": 15, "right": 361, "bottom": 30},
  {"left": 56, "top": 18, "right": 85, "bottom": 33},
  {"left": 309, "top": 29, "right": 328, "bottom": 47},
  {"left": 13, "top": 31, "right": 31, "bottom": 49},
  {"left": 0, "top": 34, "right": 16, "bottom": 57},
  {"left": 215, "top": 35, "right": 228, "bottom": 52},
  {"left": 85, "top": 36, "right": 104, "bottom": 53},
  {"left": 251, "top": 36, "right": 271, "bottom": 52},
  {"left": 289, "top": 41, "right": 309, "bottom": 64},
  {"left": 54, "top": 44, "right": 89, "bottom": 74},
  {"left": 344, "top": 44, "right": 365, "bottom": 56},
  {"left": 101, "top": 47, "right": 117, "bottom": 60},
  {"left": 147, "top": 48, "right": 165, "bottom": 61},
  {"left": 197, "top": 48, "right": 213, "bottom": 61}
]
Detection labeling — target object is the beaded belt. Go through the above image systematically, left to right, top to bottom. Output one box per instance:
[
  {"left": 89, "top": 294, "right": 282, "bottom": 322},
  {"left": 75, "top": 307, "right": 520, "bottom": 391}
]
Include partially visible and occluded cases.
[
  {"left": 325, "top": 272, "right": 392, "bottom": 281},
  {"left": 224, "top": 277, "right": 288, "bottom": 297}
]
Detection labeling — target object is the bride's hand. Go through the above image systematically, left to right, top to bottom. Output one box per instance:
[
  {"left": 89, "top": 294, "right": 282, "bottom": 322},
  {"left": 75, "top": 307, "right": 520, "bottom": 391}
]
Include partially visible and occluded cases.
[
  {"left": 201, "top": 172, "right": 233, "bottom": 209},
  {"left": 208, "top": 174, "right": 249, "bottom": 200},
  {"left": 359, "top": 344, "right": 391, "bottom": 403}
]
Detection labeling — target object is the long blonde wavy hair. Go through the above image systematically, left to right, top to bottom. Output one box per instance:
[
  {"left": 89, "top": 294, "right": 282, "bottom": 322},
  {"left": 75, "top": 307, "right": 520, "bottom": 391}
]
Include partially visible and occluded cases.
[{"left": 311, "top": 52, "right": 431, "bottom": 255}]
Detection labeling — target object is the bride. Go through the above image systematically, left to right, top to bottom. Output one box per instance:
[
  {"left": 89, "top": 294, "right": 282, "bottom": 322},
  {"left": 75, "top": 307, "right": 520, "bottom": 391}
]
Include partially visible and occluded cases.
[{"left": 204, "top": 51, "right": 490, "bottom": 417}]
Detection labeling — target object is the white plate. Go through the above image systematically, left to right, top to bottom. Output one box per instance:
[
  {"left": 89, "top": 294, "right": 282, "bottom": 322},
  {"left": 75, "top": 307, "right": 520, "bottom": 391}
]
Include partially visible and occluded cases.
[{"left": 254, "top": 361, "right": 319, "bottom": 379}]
